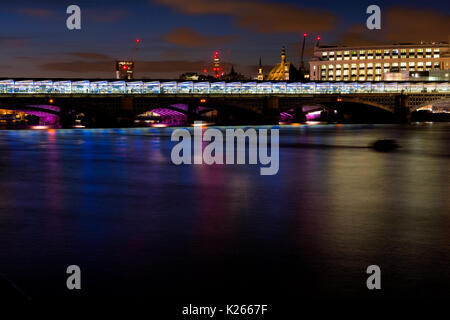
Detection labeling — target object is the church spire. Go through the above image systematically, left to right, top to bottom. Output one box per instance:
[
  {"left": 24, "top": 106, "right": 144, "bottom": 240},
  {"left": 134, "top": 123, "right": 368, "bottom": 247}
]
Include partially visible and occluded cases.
[{"left": 257, "top": 56, "right": 263, "bottom": 81}]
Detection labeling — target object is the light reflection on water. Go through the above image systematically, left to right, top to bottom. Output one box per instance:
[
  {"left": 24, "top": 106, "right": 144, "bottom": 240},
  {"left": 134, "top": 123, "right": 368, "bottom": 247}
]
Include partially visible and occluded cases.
[{"left": 0, "top": 123, "right": 449, "bottom": 299}]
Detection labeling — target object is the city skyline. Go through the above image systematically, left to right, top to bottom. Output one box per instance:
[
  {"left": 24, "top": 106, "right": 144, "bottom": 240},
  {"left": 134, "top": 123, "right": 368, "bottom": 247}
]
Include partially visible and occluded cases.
[{"left": 0, "top": 0, "right": 449, "bottom": 79}]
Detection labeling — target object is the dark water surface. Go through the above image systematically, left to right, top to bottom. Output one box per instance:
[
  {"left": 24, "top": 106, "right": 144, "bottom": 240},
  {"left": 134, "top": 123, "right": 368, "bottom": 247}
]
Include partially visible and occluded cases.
[{"left": 0, "top": 124, "right": 449, "bottom": 301}]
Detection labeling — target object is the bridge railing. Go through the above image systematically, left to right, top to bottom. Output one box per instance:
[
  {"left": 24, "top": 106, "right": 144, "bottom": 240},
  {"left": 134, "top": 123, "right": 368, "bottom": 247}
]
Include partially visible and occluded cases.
[{"left": 0, "top": 80, "right": 449, "bottom": 95}]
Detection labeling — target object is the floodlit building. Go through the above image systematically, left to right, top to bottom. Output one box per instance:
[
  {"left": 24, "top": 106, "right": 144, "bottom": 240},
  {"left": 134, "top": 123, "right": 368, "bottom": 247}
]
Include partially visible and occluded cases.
[
  {"left": 309, "top": 42, "right": 450, "bottom": 81},
  {"left": 266, "top": 46, "right": 299, "bottom": 81}
]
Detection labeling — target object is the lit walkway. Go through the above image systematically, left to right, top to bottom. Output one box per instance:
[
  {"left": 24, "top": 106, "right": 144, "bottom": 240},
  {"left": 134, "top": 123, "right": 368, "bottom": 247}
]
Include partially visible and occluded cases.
[{"left": 0, "top": 79, "right": 449, "bottom": 95}]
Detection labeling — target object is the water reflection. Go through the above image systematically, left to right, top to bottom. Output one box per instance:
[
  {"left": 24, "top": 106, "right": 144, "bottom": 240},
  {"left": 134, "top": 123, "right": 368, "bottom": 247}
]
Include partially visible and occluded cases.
[{"left": 0, "top": 124, "right": 449, "bottom": 299}]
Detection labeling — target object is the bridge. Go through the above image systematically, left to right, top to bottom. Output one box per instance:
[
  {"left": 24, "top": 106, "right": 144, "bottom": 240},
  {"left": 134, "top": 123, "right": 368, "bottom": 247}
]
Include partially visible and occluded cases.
[{"left": 1, "top": 79, "right": 449, "bottom": 126}]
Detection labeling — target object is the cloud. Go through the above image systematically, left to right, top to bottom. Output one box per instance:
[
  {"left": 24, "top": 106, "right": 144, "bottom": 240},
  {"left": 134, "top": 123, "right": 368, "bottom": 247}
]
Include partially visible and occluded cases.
[
  {"left": 153, "top": 0, "right": 338, "bottom": 34},
  {"left": 17, "top": 6, "right": 129, "bottom": 23},
  {"left": 17, "top": 7, "right": 56, "bottom": 19},
  {"left": 338, "top": 7, "right": 450, "bottom": 46},
  {"left": 382, "top": 7, "right": 450, "bottom": 42},
  {"left": 85, "top": 9, "right": 129, "bottom": 23},
  {"left": 163, "top": 28, "right": 236, "bottom": 47},
  {"left": 0, "top": 36, "right": 29, "bottom": 48},
  {"left": 66, "top": 52, "right": 112, "bottom": 60},
  {"left": 40, "top": 59, "right": 210, "bottom": 75},
  {"left": 40, "top": 60, "right": 115, "bottom": 73}
]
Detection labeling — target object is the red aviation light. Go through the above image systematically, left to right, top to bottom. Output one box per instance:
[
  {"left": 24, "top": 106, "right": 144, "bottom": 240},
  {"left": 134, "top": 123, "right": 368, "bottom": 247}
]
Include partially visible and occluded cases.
[
  {"left": 303, "top": 33, "right": 307, "bottom": 37},
  {"left": 317, "top": 36, "right": 321, "bottom": 41},
  {"left": 122, "top": 65, "right": 128, "bottom": 70}
]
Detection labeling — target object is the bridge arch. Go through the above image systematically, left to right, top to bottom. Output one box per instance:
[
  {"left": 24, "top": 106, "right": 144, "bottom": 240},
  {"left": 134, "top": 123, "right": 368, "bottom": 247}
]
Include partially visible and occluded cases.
[
  {"left": 337, "top": 97, "right": 393, "bottom": 113},
  {"left": 412, "top": 97, "right": 450, "bottom": 112},
  {"left": 0, "top": 104, "right": 61, "bottom": 126}
]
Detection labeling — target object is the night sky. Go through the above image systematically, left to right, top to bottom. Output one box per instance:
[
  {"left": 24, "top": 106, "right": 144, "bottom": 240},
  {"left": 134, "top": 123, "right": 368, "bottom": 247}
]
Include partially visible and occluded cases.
[{"left": 1, "top": 0, "right": 449, "bottom": 79}]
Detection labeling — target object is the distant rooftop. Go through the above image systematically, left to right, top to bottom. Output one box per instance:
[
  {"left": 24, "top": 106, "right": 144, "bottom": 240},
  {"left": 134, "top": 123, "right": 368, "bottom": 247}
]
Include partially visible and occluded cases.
[{"left": 316, "top": 41, "right": 449, "bottom": 49}]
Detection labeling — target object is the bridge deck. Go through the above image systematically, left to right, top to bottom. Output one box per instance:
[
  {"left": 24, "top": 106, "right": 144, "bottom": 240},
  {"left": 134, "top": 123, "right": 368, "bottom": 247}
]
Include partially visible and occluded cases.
[{"left": 0, "top": 80, "right": 449, "bottom": 95}]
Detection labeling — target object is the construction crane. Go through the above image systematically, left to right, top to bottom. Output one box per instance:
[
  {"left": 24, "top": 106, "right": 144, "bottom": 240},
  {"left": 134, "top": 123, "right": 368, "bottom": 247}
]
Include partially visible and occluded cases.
[
  {"left": 300, "top": 33, "right": 307, "bottom": 71},
  {"left": 131, "top": 38, "right": 141, "bottom": 62}
]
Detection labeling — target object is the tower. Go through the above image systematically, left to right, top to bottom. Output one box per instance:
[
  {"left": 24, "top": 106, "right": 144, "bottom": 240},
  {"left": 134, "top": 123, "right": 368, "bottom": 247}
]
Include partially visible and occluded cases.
[
  {"left": 115, "top": 39, "right": 140, "bottom": 79},
  {"left": 266, "top": 45, "right": 299, "bottom": 81},
  {"left": 281, "top": 46, "right": 286, "bottom": 64},
  {"left": 281, "top": 46, "right": 289, "bottom": 80},
  {"left": 213, "top": 51, "right": 223, "bottom": 78},
  {"left": 257, "top": 57, "right": 264, "bottom": 81},
  {"left": 116, "top": 61, "right": 134, "bottom": 79}
]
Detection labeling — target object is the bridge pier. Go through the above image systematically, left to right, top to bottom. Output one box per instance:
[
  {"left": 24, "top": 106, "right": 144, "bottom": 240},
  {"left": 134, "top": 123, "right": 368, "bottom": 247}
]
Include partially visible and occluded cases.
[
  {"left": 394, "top": 94, "right": 411, "bottom": 123},
  {"left": 262, "top": 97, "right": 280, "bottom": 125},
  {"left": 187, "top": 103, "right": 200, "bottom": 124},
  {"left": 292, "top": 108, "right": 306, "bottom": 123}
]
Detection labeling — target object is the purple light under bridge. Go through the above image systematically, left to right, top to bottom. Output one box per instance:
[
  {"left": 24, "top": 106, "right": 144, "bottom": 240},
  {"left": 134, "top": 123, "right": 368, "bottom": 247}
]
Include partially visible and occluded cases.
[
  {"left": 15, "top": 105, "right": 61, "bottom": 126},
  {"left": 150, "top": 107, "right": 187, "bottom": 125}
]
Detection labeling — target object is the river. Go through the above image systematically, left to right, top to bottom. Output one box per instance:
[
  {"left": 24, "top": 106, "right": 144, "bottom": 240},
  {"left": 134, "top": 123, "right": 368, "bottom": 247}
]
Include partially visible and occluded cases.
[{"left": 0, "top": 123, "right": 449, "bottom": 301}]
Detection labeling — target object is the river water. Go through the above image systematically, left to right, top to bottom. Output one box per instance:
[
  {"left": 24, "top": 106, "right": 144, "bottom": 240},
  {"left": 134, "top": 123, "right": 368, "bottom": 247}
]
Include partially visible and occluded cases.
[{"left": 0, "top": 123, "right": 449, "bottom": 301}]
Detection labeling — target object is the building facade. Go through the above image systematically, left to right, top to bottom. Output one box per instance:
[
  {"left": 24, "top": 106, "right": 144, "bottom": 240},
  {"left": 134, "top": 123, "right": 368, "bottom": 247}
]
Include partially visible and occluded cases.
[{"left": 309, "top": 42, "right": 450, "bottom": 81}]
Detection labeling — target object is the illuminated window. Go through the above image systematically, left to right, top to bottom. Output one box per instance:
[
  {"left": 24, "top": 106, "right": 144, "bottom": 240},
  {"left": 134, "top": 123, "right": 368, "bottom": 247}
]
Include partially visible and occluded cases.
[{"left": 434, "top": 52, "right": 440, "bottom": 58}]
